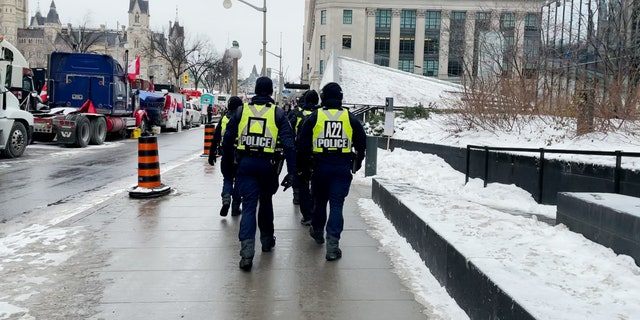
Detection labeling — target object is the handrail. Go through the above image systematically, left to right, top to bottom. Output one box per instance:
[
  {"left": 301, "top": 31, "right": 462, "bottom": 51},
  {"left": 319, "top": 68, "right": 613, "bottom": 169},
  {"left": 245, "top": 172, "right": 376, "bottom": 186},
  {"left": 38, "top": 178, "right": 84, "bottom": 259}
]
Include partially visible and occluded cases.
[{"left": 465, "top": 145, "right": 640, "bottom": 203}]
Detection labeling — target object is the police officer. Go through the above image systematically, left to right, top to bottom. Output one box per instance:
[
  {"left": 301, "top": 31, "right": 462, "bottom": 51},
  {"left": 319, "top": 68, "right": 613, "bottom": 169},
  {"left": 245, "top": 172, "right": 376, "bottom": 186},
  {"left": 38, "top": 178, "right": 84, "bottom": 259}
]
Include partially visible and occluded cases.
[
  {"left": 221, "top": 76, "right": 296, "bottom": 271},
  {"left": 296, "top": 82, "right": 366, "bottom": 261},
  {"left": 289, "top": 90, "right": 319, "bottom": 225},
  {"left": 287, "top": 91, "right": 308, "bottom": 205},
  {"left": 208, "top": 96, "right": 243, "bottom": 217}
]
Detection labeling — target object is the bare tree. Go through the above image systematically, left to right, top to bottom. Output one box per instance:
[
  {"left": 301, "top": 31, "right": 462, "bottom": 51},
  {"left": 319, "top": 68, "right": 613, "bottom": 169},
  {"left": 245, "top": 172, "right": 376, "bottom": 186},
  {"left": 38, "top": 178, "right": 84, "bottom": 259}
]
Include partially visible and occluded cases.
[
  {"left": 57, "top": 22, "right": 104, "bottom": 53},
  {"left": 142, "top": 26, "right": 204, "bottom": 87},
  {"left": 185, "top": 43, "right": 221, "bottom": 90},
  {"left": 200, "top": 50, "right": 233, "bottom": 94}
]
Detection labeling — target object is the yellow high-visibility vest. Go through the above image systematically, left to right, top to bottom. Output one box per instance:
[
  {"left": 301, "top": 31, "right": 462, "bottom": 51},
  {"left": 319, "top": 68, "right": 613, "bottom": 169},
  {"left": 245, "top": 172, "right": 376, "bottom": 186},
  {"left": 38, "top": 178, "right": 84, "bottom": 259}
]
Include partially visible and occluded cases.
[
  {"left": 236, "top": 103, "right": 278, "bottom": 153},
  {"left": 312, "top": 109, "right": 353, "bottom": 153}
]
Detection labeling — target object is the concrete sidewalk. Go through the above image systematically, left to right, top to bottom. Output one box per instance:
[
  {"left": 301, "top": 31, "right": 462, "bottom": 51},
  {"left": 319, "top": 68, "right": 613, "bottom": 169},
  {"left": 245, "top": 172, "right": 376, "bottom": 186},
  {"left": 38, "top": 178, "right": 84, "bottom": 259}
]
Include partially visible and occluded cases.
[{"left": 70, "top": 157, "right": 429, "bottom": 320}]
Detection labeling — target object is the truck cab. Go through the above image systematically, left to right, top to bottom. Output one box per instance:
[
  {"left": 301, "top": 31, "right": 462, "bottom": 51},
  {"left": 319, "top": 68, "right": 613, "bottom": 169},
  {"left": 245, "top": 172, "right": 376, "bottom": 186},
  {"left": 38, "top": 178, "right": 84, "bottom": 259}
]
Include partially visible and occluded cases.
[
  {"left": 0, "top": 36, "right": 39, "bottom": 112},
  {"left": 0, "top": 36, "right": 34, "bottom": 158}
]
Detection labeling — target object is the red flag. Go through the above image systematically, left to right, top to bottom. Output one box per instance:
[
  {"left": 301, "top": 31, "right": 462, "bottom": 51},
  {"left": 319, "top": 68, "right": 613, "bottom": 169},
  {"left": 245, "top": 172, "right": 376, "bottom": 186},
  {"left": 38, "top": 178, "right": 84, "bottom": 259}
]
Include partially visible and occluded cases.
[
  {"left": 127, "top": 56, "right": 140, "bottom": 82},
  {"left": 39, "top": 83, "right": 48, "bottom": 103}
]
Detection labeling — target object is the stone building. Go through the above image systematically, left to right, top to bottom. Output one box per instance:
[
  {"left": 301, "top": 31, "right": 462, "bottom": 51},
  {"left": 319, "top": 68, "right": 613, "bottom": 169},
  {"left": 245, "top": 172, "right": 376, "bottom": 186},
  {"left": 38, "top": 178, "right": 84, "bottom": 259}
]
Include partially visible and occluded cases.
[
  {"left": 0, "top": 0, "right": 29, "bottom": 44},
  {"left": 4, "top": 0, "right": 170, "bottom": 84}
]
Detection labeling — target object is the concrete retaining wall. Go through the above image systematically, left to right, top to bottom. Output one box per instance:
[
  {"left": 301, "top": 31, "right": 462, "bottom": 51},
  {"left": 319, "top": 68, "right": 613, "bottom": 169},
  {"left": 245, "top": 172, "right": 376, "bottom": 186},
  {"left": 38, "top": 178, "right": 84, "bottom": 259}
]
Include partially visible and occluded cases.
[
  {"left": 372, "top": 178, "right": 536, "bottom": 320},
  {"left": 557, "top": 192, "right": 640, "bottom": 266}
]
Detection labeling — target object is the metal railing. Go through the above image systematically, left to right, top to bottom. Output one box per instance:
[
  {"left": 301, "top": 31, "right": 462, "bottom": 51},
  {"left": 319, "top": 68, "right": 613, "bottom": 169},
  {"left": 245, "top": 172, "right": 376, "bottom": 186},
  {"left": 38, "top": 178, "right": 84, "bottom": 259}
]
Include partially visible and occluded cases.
[{"left": 465, "top": 144, "right": 640, "bottom": 202}]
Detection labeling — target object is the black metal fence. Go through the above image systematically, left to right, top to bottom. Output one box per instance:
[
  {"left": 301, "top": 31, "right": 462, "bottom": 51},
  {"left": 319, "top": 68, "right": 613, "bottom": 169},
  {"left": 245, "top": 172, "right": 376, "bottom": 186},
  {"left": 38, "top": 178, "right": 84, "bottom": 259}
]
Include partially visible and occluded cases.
[
  {"left": 373, "top": 136, "right": 640, "bottom": 205},
  {"left": 465, "top": 145, "right": 640, "bottom": 203}
]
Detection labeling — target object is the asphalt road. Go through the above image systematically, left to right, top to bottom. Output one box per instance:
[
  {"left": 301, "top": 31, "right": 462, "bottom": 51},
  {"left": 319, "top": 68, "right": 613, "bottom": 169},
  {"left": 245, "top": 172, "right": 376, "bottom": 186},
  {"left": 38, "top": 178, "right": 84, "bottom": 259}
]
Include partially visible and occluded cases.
[{"left": 0, "top": 125, "right": 208, "bottom": 228}]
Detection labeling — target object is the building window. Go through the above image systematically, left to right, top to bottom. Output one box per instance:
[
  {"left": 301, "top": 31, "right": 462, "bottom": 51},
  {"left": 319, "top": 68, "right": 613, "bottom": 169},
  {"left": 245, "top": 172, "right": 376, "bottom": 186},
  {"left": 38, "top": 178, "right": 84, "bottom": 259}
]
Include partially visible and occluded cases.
[
  {"left": 376, "top": 9, "right": 391, "bottom": 29},
  {"left": 321, "top": 10, "right": 326, "bottom": 25},
  {"left": 343, "top": 10, "right": 352, "bottom": 24},
  {"left": 400, "top": 10, "right": 416, "bottom": 29},
  {"left": 425, "top": 11, "right": 441, "bottom": 30},
  {"left": 448, "top": 11, "right": 465, "bottom": 77},
  {"left": 451, "top": 11, "right": 466, "bottom": 21},
  {"left": 135, "top": 12, "right": 140, "bottom": 23},
  {"left": 476, "top": 12, "right": 491, "bottom": 30},
  {"left": 500, "top": 12, "right": 515, "bottom": 30},
  {"left": 525, "top": 13, "right": 538, "bottom": 30},
  {"left": 320, "top": 35, "right": 326, "bottom": 50},
  {"left": 342, "top": 35, "right": 352, "bottom": 49},
  {"left": 424, "top": 35, "right": 440, "bottom": 55},
  {"left": 503, "top": 35, "right": 515, "bottom": 75},
  {"left": 374, "top": 36, "right": 390, "bottom": 67},
  {"left": 399, "top": 37, "right": 414, "bottom": 56},
  {"left": 524, "top": 38, "right": 538, "bottom": 69},
  {"left": 134, "top": 39, "right": 139, "bottom": 49},
  {"left": 398, "top": 59, "right": 414, "bottom": 72},
  {"left": 319, "top": 60, "right": 324, "bottom": 74},
  {"left": 424, "top": 60, "right": 439, "bottom": 76},
  {"left": 448, "top": 60, "right": 463, "bottom": 77}
]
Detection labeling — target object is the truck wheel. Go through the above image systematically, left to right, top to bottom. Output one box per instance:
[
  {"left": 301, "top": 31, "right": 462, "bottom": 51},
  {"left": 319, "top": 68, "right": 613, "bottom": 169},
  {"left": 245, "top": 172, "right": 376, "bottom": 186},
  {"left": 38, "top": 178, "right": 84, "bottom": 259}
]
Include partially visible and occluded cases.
[
  {"left": 72, "top": 115, "right": 91, "bottom": 148},
  {"left": 89, "top": 117, "right": 107, "bottom": 145},
  {"left": 139, "top": 118, "right": 149, "bottom": 135},
  {"left": 3, "top": 122, "right": 28, "bottom": 158}
]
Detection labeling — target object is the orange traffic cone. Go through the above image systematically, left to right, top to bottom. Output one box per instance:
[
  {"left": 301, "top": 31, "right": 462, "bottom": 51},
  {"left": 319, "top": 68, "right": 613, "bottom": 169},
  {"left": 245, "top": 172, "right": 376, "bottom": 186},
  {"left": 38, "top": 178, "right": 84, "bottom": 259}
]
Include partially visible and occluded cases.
[
  {"left": 200, "top": 124, "right": 215, "bottom": 157},
  {"left": 128, "top": 136, "right": 171, "bottom": 198}
]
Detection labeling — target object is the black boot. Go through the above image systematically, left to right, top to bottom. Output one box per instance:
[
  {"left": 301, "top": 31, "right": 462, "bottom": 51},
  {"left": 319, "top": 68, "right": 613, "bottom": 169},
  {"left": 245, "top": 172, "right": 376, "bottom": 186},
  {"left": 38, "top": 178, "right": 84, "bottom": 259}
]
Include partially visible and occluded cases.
[
  {"left": 292, "top": 188, "right": 300, "bottom": 205},
  {"left": 220, "top": 194, "right": 231, "bottom": 217},
  {"left": 231, "top": 200, "right": 241, "bottom": 216},
  {"left": 309, "top": 226, "right": 324, "bottom": 244},
  {"left": 260, "top": 235, "right": 276, "bottom": 252},
  {"left": 325, "top": 235, "right": 342, "bottom": 261},
  {"left": 239, "top": 239, "right": 255, "bottom": 271}
]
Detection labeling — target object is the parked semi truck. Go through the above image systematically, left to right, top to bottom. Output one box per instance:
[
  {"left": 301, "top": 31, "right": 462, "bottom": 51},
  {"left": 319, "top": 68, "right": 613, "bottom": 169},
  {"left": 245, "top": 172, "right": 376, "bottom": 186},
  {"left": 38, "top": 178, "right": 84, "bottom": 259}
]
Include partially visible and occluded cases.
[
  {"left": 0, "top": 36, "right": 34, "bottom": 158},
  {"left": 32, "top": 52, "right": 148, "bottom": 147}
]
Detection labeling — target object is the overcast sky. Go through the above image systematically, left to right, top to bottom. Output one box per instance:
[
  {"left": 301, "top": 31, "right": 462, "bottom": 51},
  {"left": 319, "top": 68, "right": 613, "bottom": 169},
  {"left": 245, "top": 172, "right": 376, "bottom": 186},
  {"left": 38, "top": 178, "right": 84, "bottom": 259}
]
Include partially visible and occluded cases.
[{"left": 30, "top": 0, "right": 305, "bottom": 82}]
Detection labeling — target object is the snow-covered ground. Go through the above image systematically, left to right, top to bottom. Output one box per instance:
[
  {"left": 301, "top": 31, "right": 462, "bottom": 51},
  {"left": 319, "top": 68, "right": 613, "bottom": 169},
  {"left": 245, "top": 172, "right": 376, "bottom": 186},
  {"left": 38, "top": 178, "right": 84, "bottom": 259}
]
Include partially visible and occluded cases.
[
  {"left": 1, "top": 54, "right": 639, "bottom": 319},
  {"left": 331, "top": 56, "right": 640, "bottom": 319}
]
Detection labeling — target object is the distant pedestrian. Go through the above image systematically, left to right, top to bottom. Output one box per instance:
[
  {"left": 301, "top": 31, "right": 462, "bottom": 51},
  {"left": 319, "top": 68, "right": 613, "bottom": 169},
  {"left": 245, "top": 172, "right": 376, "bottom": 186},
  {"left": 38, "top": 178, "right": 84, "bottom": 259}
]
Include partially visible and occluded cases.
[
  {"left": 221, "top": 76, "right": 297, "bottom": 271},
  {"left": 296, "top": 82, "right": 366, "bottom": 261},
  {"left": 208, "top": 96, "right": 243, "bottom": 217},
  {"left": 207, "top": 104, "right": 213, "bottom": 124}
]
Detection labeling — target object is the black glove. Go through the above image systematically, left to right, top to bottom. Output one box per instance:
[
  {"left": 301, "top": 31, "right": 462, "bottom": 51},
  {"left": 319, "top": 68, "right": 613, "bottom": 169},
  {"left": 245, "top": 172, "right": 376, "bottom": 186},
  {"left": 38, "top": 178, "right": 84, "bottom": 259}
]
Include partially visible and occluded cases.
[
  {"left": 208, "top": 155, "right": 216, "bottom": 166},
  {"left": 351, "top": 160, "right": 362, "bottom": 174},
  {"left": 297, "top": 170, "right": 311, "bottom": 181},
  {"left": 281, "top": 173, "right": 294, "bottom": 191}
]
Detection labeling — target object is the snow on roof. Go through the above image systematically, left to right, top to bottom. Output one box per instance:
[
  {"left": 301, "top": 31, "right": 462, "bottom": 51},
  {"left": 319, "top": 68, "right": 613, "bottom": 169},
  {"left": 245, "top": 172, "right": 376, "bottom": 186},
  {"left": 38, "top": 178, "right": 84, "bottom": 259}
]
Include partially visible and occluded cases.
[{"left": 325, "top": 55, "right": 463, "bottom": 108}]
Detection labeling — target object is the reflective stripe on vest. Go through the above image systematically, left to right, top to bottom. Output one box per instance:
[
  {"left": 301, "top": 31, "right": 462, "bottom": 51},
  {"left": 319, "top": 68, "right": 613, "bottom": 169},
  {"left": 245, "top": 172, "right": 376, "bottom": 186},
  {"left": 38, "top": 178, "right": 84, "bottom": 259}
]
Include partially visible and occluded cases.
[
  {"left": 236, "top": 103, "right": 278, "bottom": 153},
  {"left": 295, "top": 109, "right": 313, "bottom": 133},
  {"left": 312, "top": 109, "right": 353, "bottom": 153},
  {"left": 221, "top": 115, "right": 230, "bottom": 135}
]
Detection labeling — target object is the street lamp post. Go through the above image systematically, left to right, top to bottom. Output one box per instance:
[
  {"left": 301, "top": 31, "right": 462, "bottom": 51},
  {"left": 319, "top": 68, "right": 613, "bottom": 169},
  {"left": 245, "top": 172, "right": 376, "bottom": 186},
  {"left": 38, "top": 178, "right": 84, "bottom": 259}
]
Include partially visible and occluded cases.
[
  {"left": 223, "top": 0, "right": 267, "bottom": 76},
  {"left": 260, "top": 34, "right": 283, "bottom": 103},
  {"left": 228, "top": 41, "right": 242, "bottom": 96}
]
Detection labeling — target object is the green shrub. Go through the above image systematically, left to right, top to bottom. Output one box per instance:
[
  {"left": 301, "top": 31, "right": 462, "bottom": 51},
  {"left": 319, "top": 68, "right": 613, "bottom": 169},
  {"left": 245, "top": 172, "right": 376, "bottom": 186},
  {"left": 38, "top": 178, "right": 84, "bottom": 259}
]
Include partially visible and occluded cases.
[
  {"left": 401, "top": 104, "right": 430, "bottom": 120},
  {"left": 364, "top": 111, "right": 385, "bottom": 136}
]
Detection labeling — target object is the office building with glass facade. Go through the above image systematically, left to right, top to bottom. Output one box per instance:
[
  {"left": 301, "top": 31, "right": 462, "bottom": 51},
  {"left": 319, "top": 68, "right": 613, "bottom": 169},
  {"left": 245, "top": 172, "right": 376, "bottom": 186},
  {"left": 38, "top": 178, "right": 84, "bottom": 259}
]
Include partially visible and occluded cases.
[{"left": 303, "top": 0, "right": 541, "bottom": 88}]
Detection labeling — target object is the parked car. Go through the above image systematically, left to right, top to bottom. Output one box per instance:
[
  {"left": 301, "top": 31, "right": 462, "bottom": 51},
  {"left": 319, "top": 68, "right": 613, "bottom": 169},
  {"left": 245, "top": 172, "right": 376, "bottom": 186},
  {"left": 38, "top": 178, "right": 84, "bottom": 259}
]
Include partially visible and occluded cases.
[{"left": 184, "top": 99, "right": 202, "bottom": 128}]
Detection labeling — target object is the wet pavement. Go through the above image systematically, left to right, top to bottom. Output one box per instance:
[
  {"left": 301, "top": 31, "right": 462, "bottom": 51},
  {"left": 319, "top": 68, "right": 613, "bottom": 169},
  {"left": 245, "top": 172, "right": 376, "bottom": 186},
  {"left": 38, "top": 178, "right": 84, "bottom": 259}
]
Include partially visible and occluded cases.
[{"left": 65, "top": 157, "right": 430, "bottom": 320}]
